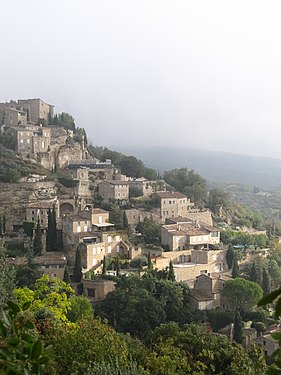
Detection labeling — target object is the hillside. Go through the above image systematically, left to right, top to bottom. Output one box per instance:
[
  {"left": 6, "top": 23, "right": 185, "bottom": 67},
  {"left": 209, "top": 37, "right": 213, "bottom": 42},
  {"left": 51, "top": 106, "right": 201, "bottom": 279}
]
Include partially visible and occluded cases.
[{"left": 116, "top": 145, "right": 281, "bottom": 190}]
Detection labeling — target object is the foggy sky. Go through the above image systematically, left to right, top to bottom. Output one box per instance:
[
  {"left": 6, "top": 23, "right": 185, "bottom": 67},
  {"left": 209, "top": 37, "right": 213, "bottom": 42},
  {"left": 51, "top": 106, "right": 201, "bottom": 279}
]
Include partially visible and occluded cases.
[{"left": 1, "top": 1, "right": 281, "bottom": 158}]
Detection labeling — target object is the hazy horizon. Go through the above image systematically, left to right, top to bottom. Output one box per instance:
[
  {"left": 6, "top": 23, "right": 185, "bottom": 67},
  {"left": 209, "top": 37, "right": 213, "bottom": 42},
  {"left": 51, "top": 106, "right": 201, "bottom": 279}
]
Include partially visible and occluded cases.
[{"left": 1, "top": 1, "right": 281, "bottom": 159}]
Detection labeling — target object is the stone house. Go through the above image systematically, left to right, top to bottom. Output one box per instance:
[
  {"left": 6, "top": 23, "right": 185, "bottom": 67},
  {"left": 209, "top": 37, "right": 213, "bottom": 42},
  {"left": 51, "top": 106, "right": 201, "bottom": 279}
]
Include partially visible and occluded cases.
[
  {"left": 18, "top": 98, "right": 54, "bottom": 123},
  {"left": 1, "top": 108, "right": 27, "bottom": 126},
  {"left": 6, "top": 125, "right": 51, "bottom": 157},
  {"left": 129, "top": 178, "right": 167, "bottom": 196},
  {"left": 98, "top": 181, "right": 129, "bottom": 201},
  {"left": 151, "top": 191, "right": 193, "bottom": 222},
  {"left": 25, "top": 199, "right": 60, "bottom": 229},
  {"left": 124, "top": 208, "right": 161, "bottom": 229},
  {"left": 62, "top": 210, "right": 128, "bottom": 271},
  {"left": 161, "top": 221, "right": 220, "bottom": 251},
  {"left": 9, "top": 252, "right": 67, "bottom": 280},
  {"left": 189, "top": 273, "right": 227, "bottom": 310},
  {"left": 83, "top": 278, "right": 116, "bottom": 303},
  {"left": 254, "top": 333, "right": 279, "bottom": 357}
]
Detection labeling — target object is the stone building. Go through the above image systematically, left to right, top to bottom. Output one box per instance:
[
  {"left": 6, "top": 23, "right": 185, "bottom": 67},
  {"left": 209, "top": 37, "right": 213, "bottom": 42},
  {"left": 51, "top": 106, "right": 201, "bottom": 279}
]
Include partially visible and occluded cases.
[
  {"left": 0, "top": 98, "right": 54, "bottom": 124},
  {"left": 18, "top": 98, "right": 54, "bottom": 123},
  {"left": 1, "top": 108, "right": 27, "bottom": 126},
  {"left": 5, "top": 125, "right": 51, "bottom": 157},
  {"left": 129, "top": 178, "right": 167, "bottom": 196},
  {"left": 98, "top": 181, "right": 129, "bottom": 201},
  {"left": 151, "top": 191, "right": 193, "bottom": 222},
  {"left": 25, "top": 199, "right": 59, "bottom": 229},
  {"left": 124, "top": 208, "right": 161, "bottom": 229},
  {"left": 161, "top": 221, "right": 220, "bottom": 251},
  {"left": 189, "top": 273, "right": 228, "bottom": 310},
  {"left": 83, "top": 278, "right": 116, "bottom": 303}
]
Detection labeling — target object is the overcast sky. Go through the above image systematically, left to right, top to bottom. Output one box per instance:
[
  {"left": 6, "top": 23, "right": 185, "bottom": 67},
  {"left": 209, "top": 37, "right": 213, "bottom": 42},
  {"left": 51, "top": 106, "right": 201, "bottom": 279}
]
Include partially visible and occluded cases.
[{"left": 1, "top": 1, "right": 281, "bottom": 158}]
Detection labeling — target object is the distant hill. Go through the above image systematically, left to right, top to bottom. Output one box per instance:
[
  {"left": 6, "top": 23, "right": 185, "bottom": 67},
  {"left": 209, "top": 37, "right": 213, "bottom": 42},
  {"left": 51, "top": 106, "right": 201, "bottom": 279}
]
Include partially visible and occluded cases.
[{"left": 115, "top": 145, "right": 281, "bottom": 190}]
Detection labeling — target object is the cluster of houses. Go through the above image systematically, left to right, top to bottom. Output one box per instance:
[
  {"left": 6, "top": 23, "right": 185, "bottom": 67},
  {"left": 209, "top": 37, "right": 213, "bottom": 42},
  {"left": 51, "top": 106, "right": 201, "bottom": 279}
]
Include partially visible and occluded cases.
[{"left": 1, "top": 98, "right": 274, "bottom": 358}]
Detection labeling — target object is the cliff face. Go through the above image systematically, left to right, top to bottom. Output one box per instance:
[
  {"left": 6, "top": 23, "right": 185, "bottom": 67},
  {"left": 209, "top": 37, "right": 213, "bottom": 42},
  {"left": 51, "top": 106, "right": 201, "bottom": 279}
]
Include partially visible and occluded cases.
[{"left": 0, "top": 181, "right": 59, "bottom": 231}]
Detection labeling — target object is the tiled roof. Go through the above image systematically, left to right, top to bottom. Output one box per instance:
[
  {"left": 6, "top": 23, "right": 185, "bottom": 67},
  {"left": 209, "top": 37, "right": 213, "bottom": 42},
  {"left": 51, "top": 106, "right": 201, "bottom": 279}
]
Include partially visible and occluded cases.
[
  {"left": 154, "top": 191, "right": 187, "bottom": 199},
  {"left": 92, "top": 208, "right": 109, "bottom": 214},
  {"left": 163, "top": 222, "right": 218, "bottom": 236},
  {"left": 8, "top": 252, "right": 67, "bottom": 266},
  {"left": 190, "top": 289, "right": 214, "bottom": 302}
]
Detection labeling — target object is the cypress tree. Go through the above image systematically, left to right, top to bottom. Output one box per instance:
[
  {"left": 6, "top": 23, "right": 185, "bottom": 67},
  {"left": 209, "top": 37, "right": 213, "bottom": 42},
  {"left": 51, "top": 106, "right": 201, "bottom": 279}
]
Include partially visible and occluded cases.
[
  {"left": 52, "top": 204, "right": 58, "bottom": 250},
  {"left": 46, "top": 208, "right": 54, "bottom": 251},
  {"left": 123, "top": 211, "right": 129, "bottom": 229},
  {"left": 2, "top": 215, "right": 6, "bottom": 234},
  {"left": 0, "top": 218, "right": 2, "bottom": 238},
  {"left": 33, "top": 218, "right": 43, "bottom": 256},
  {"left": 226, "top": 244, "right": 235, "bottom": 269},
  {"left": 73, "top": 248, "right": 83, "bottom": 283},
  {"left": 147, "top": 253, "right": 153, "bottom": 270},
  {"left": 102, "top": 255, "right": 107, "bottom": 275},
  {"left": 116, "top": 256, "right": 120, "bottom": 277},
  {"left": 232, "top": 256, "right": 239, "bottom": 278},
  {"left": 168, "top": 260, "right": 175, "bottom": 281},
  {"left": 249, "top": 263, "right": 259, "bottom": 283},
  {"left": 63, "top": 267, "right": 71, "bottom": 284},
  {"left": 262, "top": 268, "right": 270, "bottom": 296},
  {"left": 233, "top": 311, "right": 243, "bottom": 344}
]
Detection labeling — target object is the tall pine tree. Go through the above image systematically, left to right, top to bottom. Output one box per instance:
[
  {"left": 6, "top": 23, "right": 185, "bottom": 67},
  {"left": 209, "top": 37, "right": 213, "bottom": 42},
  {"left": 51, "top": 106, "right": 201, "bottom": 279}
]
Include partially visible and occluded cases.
[
  {"left": 52, "top": 204, "right": 58, "bottom": 250},
  {"left": 46, "top": 208, "right": 54, "bottom": 251},
  {"left": 33, "top": 218, "right": 43, "bottom": 256},
  {"left": 226, "top": 244, "right": 235, "bottom": 269},
  {"left": 73, "top": 248, "right": 83, "bottom": 283},
  {"left": 147, "top": 253, "right": 153, "bottom": 270},
  {"left": 102, "top": 255, "right": 107, "bottom": 275},
  {"left": 116, "top": 256, "right": 120, "bottom": 277},
  {"left": 232, "top": 256, "right": 239, "bottom": 278},
  {"left": 168, "top": 260, "right": 175, "bottom": 281},
  {"left": 249, "top": 263, "right": 259, "bottom": 283},
  {"left": 63, "top": 267, "right": 71, "bottom": 284},
  {"left": 262, "top": 268, "right": 270, "bottom": 296},
  {"left": 233, "top": 311, "right": 243, "bottom": 344}
]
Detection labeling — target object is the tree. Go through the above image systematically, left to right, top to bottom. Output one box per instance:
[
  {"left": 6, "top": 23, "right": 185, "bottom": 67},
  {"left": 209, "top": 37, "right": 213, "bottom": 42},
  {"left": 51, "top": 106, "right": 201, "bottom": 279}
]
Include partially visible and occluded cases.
[
  {"left": 56, "top": 112, "right": 76, "bottom": 131},
  {"left": 119, "top": 156, "right": 145, "bottom": 178},
  {"left": 163, "top": 168, "right": 208, "bottom": 206},
  {"left": 208, "top": 188, "right": 229, "bottom": 214},
  {"left": 52, "top": 204, "right": 58, "bottom": 250},
  {"left": 46, "top": 208, "right": 54, "bottom": 251},
  {"left": 123, "top": 210, "right": 129, "bottom": 229},
  {"left": 33, "top": 218, "right": 43, "bottom": 256},
  {"left": 136, "top": 218, "right": 159, "bottom": 244},
  {"left": 0, "top": 241, "right": 16, "bottom": 313},
  {"left": 226, "top": 244, "right": 235, "bottom": 269},
  {"left": 73, "top": 248, "right": 83, "bottom": 283},
  {"left": 147, "top": 253, "right": 153, "bottom": 270},
  {"left": 102, "top": 255, "right": 107, "bottom": 275},
  {"left": 116, "top": 256, "right": 120, "bottom": 277},
  {"left": 232, "top": 256, "right": 239, "bottom": 278},
  {"left": 168, "top": 260, "right": 175, "bottom": 281},
  {"left": 249, "top": 263, "right": 259, "bottom": 283},
  {"left": 63, "top": 267, "right": 71, "bottom": 284},
  {"left": 262, "top": 268, "right": 270, "bottom": 296},
  {"left": 14, "top": 274, "right": 74, "bottom": 323},
  {"left": 221, "top": 278, "right": 263, "bottom": 313},
  {"left": 66, "top": 295, "right": 94, "bottom": 322},
  {"left": 0, "top": 300, "right": 52, "bottom": 374},
  {"left": 233, "top": 311, "right": 243, "bottom": 344}
]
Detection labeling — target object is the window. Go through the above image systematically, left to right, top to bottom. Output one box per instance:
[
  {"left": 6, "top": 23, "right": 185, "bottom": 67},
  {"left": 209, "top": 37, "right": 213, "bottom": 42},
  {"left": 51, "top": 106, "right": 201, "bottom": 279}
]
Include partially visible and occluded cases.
[
  {"left": 20, "top": 139, "right": 23, "bottom": 144},
  {"left": 27, "top": 139, "right": 30, "bottom": 144},
  {"left": 42, "top": 141, "right": 45, "bottom": 148},
  {"left": 169, "top": 201, "right": 172, "bottom": 204},
  {"left": 77, "top": 225, "right": 81, "bottom": 233},
  {"left": 83, "top": 225, "right": 87, "bottom": 232},
  {"left": 115, "top": 235, "right": 120, "bottom": 241},
  {"left": 108, "top": 236, "right": 112, "bottom": 243},
  {"left": 116, "top": 245, "right": 120, "bottom": 253},
  {"left": 108, "top": 246, "right": 111, "bottom": 254},
  {"left": 93, "top": 248, "right": 96, "bottom": 255},
  {"left": 93, "top": 259, "right": 97, "bottom": 266},
  {"left": 88, "top": 288, "right": 96, "bottom": 297}
]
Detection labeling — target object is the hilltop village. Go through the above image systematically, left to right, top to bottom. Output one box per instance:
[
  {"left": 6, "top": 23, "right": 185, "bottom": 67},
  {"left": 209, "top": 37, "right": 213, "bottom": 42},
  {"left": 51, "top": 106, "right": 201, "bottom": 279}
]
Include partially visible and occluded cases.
[{"left": 0, "top": 98, "right": 280, "bottom": 373}]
